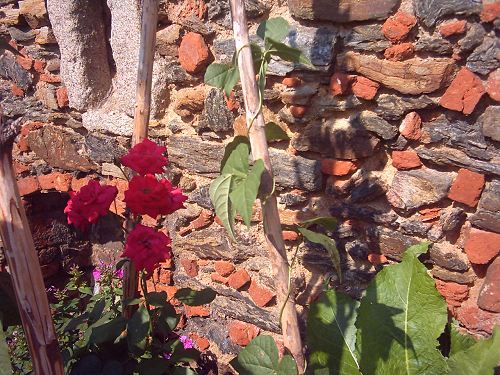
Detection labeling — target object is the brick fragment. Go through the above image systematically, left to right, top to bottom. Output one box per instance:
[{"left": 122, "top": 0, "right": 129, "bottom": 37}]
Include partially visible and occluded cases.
[
  {"left": 382, "top": 11, "right": 417, "bottom": 43},
  {"left": 438, "top": 20, "right": 467, "bottom": 37},
  {"left": 178, "top": 32, "right": 210, "bottom": 74},
  {"left": 439, "top": 67, "right": 485, "bottom": 115},
  {"left": 351, "top": 76, "right": 379, "bottom": 100},
  {"left": 399, "top": 111, "right": 422, "bottom": 140},
  {"left": 391, "top": 150, "right": 422, "bottom": 170},
  {"left": 321, "top": 159, "right": 357, "bottom": 176},
  {"left": 448, "top": 169, "right": 485, "bottom": 207},
  {"left": 17, "top": 176, "right": 40, "bottom": 196},
  {"left": 464, "top": 228, "right": 500, "bottom": 264},
  {"left": 180, "top": 258, "right": 199, "bottom": 277},
  {"left": 214, "top": 260, "right": 235, "bottom": 277},
  {"left": 228, "top": 269, "right": 251, "bottom": 290},
  {"left": 248, "top": 279, "right": 275, "bottom": 307},
  {"left": 229, "top": 321, "right": 259, "bottom": 346}
]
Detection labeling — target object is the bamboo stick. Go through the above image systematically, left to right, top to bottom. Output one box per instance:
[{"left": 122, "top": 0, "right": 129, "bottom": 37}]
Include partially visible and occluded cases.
[
  {"left": 122, "top": 0, "right": 160, "bottom": 317},
  {"left": 229, "top": 1, "right": 305, "bottom": 371},
  {"left": 0, "top": 112, "right": 64, "bottom": 375}
]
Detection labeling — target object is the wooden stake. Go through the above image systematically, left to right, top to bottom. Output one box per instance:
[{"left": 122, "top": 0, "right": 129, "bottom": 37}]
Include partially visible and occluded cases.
[
  {"left": 122, "top": 0, "right": 159, "bottom": 317},
  {"left": 229, "top": 1, "right": 305, "bottom": 371},
  {"left": 0, "top": 112, "right": 64, "bottom": 375}
]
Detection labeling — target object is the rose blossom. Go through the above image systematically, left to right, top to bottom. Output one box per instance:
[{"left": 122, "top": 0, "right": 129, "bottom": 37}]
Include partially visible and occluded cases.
[
  {"left": 121, "top": 138, "right": 168, "bottom": 176},
  {"left": 124, "top": 175, "right": 187, "bottom": 218},
  {"left": 64, "top": 180, "right": 118, "bottom": 231},
  {"left": 121, "top": 224, "right": 172, "bottom": 276}
]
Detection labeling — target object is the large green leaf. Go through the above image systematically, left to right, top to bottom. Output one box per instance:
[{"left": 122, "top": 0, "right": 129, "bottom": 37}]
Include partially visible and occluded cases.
[
  {"left": 257, "top": 17, "right": 289, "bottom": 42},
  {"left": 267, "top": 39, "right": 312, "bottom": 66},
  {"left": 204, "top": 63, "right": 240, "bottom": 96},
  {"left": 265, "top": 122, "right": 289, "bottom": 142},
  {"left": 220, "top": 136, "right": 250, "bottom": 176},
  {"left": 230, "top": 159, "right": 265, "bottom": 227},
  {"left": 209, "top": 174, "right": 236, "bottom": 240},
  {"left": 300, "top": 216, "right": 338, "bottom": 231},
  {"left": 297, "top": 227, "right": 341, "bottom": 281},
  {"left": 355, "top": 243, "right": 448, "bottom": 375},
  {"left": 174, "top": 287, "right": 216, "bottom": 306},
  {"left": 307, "top": 291, "right": 361, "bottom": 375},
  {"left": 127, "top": 305, "right": 150, "bottom": 353},
  {"left": 0, "top": 316, "right": 13, "bottom": 375},
  {"left": 89, "top": 316, "right": 126, "bottom": 345},
  {"left": 449, "top": 323, "right": 476, "bottom": 357},
  {"left": 447, "top": 327, "right": 499, "bottom": 375},
  {"left": 232, "top": 335, "right": 297, "bottom": 375}
]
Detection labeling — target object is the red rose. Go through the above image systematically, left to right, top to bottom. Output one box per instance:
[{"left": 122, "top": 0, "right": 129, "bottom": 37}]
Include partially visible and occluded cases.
[
  {"left": 121, "top": 138, "right": 168, "bottom": 176},
  {"left": 124, "top": 175, "right": 187, "bottom": 218},
  {"left": 64, "top": 180, "right": 118, "bottom": 231},
  {"left": 121, "top": 224, "right": 172, "bottom": 276}
]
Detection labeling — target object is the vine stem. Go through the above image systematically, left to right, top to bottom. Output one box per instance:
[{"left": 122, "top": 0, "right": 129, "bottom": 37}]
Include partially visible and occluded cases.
[{"left": 229, "top": 1, "right": 305, "bottom": 372}]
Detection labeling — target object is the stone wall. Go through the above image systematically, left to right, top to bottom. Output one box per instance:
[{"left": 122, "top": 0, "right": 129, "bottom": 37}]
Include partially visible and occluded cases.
[{"left": 1, "top": 0, "right": 499, "bottom": 365}]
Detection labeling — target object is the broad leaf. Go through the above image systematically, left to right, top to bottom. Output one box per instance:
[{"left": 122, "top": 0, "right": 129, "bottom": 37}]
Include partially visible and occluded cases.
[
  {"left": 257, "top": 17, "right": 290, "bottom": 42},
  {"left": 267, "top": 39, "right": 312, "bottom": 66},
  {"left": 204, "top": 63, "right": 240, "bottom": 96},
  {"left": 265, "top": 122, "right": 289, "bottom": 142},
  {"left": 220, "top": 136, "right": 250, "bottom": 176},
  {"left": 230, "top": 160, "right": 265, "bottom": 227},
  {"left": 209, "top": 174, "right": 236, "bottom": 240},
  {"left": 300, "top": 216, "right": 337, "bottom": 231},
  {"left": 297, "top": 227, "right": 341, "bottom": 281},
  {"left": 355, "top": 243, "right": 448, "bottom": 375},
  {"left": 174, "top": 287, "right": 216, "bottom": 306},
  {"left": 146, "top": 291, "right": 168, "bottom": 307},
  {"left": 307, "top": 291, "right": 361, "bottom": 375},
  {"left": 156, "top": 302, "right": 178, "bottom": 334},
  {"left": 127, "top": 305, "right": 150, "bottom": 353},
  {"left": 0, "top": 315, "right": 13, "bottom": 375},
  {"left": 89, "top": 316, "right": 126, "bottom": 345},
  {"left": 449, "top": 323, "right": 476, "bottom": 357},
  {"left": 447, "top": 327, "right": 499, "bottom": 375},
  {"left": 233, "top": 335, "right": 298, "bottom": 375},
  {"left": 136, "top": 358, "right": 170, "bottom": 375}
]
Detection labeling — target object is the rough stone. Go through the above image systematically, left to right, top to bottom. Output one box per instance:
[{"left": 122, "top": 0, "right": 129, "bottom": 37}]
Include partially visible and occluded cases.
[
  {"left": 19, "top": 0, "right": 48, "bottom": 28},
  {"left": 47, "top": 0, "right": 112, "bottom": 111},
  {"left": 208, "top": 0, "right": 268, "bottom": 28},
  {"left": 288, "top": 0, "right": 399, "bottom": 22},
  {"left": 413, "top": 0, "right": 482, "bottom": 27},
  {"left": 382, "top": 11, "right": 417, "bottom": 43},
  {"left": 179, "top": 14, "right": 214, "bottom": 37},
  {"left": 458, "top": 23, "right": 486, "bottom": 53},
  {"left": 156, "top": 24, "right": 181, "bottom": 56},
  {"left": 343, "top": 24, "right": 391, "bottom": 53},
  {"left": 8, "top": 26, "right": 35, "bottom": 42},
  {"left": 35, "top": 26, "right": 56, "bottom": 45},
  {"left": 178, "top": 32, "right": 210, "bottom": 74},
  {"left": 415, "top": 35, "right": 453, "bottom": 55},
  {"left": 466, "top": 37, "right": 499, "bottom": 76},
  {"left": 384, "top": 43, "right": 415, "bottom": 61},
  {"left": 0, "top": 52, "right": 32, "bottom": 90},
  {"left": 338, "top": 52, "right": 456, "bottom": 95},
  {"left": 440, "top": 67, "right": 485, "bottom": 115},
  {"left": 486, "top": 69, "right": 500, "bottom": 101},
  {"left": 329, "top": 72, "right": 352, "bottom": 96},
  {"left": 351, "top": 76, "right": 380, "bottom": 100},
  {"left": 35, "top": 81, "right": 58, "bottom": 110},
  {"left": 280, "top": 84, "right": 318, "bottom": 105},
  {"left": 198, "top": 88, "right": 234, "bottom": 132},
  {"left": 310, "top": 94, "right": 363, "bottom": 115},
  {"left": 375, "top": 94, "right": 436, "bottom": 120},
  {"left": 481, "top": 106, "right": 500, "bottom": 144},
  {"left": 82, "top": 109, "right": 133, "bottom": 137},
  {"left": 355, "top": 111, "right": 397, "bottom": 140},
  {"left": 399, "top": 111, "right": 422, "bottom": 140},
  {"left": 292, "top": 118, "right": 380, "bottom": 160},
  {"left": 26, "top": 125, "right": 96, "bottom": 171},
  {"left": 85, "top": 133, "right": 126, "bottom": 164},
  {"left": 391, "top": 150, "right": 422, "bottom": 170},
  {"left": 387, "top": 168, "right": 453, "bottom": 211},
  {"left": 448, "top": 168, "right": 485, "bottom": 207},
  {"left": 347, "top": 176, "right": 387, "bottom": 203},
  {"left": 470, "top": 179, "right": 500, "bottom": 233},
  {"left": 279, "top": 191, "right": 307, "bottom": 207},
  {"left": 330, "top": 202, "right": 398, "bottom": 226},
  {"left": 440, "top": 206, "right": 466, "bottom": 232},
  {"left": 464, "top": 227, "right": 500, "bottom": 264},
  {"left": 379, "top": 229, "right": 420, "bottom": 260},
  {"left": 430, "top": 242, "right": 470, "bottom": 272},
  {"left": 478, "top": 257, "right": 500, "bottom": 312},
  {"left": 431, "top": 266, "right": 476, "bottom": 284}
]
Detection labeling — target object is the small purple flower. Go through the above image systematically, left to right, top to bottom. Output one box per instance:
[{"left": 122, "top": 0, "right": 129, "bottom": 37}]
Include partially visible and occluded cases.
[
  {"left": 92, "top": 268, "right": 102, "bottom": 282},
  {"left": 114, "top": 268, "right": 124, "bottom": 279},
  {"left": 179, "top": 335, "right": 194, "bottom": 349},
  {"left": 163, "top": 352, "right": 172, "bottom": 360}
]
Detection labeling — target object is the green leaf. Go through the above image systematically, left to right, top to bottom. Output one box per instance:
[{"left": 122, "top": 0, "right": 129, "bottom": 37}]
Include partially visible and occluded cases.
[
  {"left": 257, "top": 17, "right": 290, "bottom": 42},
  {"left": 267, "top": 38, "right": 312, "bottom": 66},
  {"left": 204, "top": 63, "right": 240, "bottom": 97},
  {"left": 265, "top": 122, "right": 289, "bottom": 142},
  {"left": 220, "top": 136, "right": 250, "bottom": 176},
  {"left": 230, "top": 160, "right": 265, "bottom": 227},
  {"left": 209, "top": 174, "right": 236, "bottom": 240},
  {"left": 300, "top": 216, "right": 337, "bottom": 231},
  {"left": 297, "top": 227, "right": 341, "bottom": 281},
  {"left": 355, "top": 243, "right": 448, "bottom": 375},
  {"left": 0, "top": 272, "right": 21, "bottom": 328},
  {"left": 174, "top": 287, "right": 216, "bottom": 306},
  {"left": 307, "top": 290, "right": 361, "bottom": 375},
  {"left": 146, "top": 291, "right": 168, "bottom": 307},
  {"left": 88, "top": 298, "right": 106, "bottom": 323},
  {"left": 156, "top": 303, "right": 178, "bottom": 334},
  {"left": 127, "top": 305, "right": 150, "bottom": 353},
  {"left": 63, "top": 312, "right": 89, "bottom": 332},
  {"left": 0, "top": 316, "right": 13, "bottom": 375},
  {"left": 89, "top": 316, "right": 127, "bottom": 345},
  {"left": 449, "top": 323, "right": 476, "bottom": 357},
  {"left": 448, "top": 327, "right": 500, "bottom": 375},
  {"left": 233, "top": 335, "right": 297, "bottom": 375},
  {"left": 170, "top": 348, "right": 201, "bottom": 364},
  {"left": 136, "top": 358, "right": 170, "bottom": 375},
  {"left": 172, "top": 368, "right": 197, "bottom": 375}
]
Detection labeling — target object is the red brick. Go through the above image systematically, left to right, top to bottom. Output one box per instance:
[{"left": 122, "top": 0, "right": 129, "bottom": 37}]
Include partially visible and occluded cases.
[
  {"left": 480, "top": 2, "right": 500, "bottom": 22},
  {"left": 382, "top": 11, "right": 417, "bottom": 43},
  {"left": 438, "top": 20, "right": 467, "bottom": 37},
  {"left": 178, "top": 32, "right": 210, "bottom": 74},
  {"left": 384, "top": 43, "right": 414, "bottom": 61},
  {"left": 16, "top": 55, "right": 33, "bottom": 70},
  {"left": 33, "top": 59, "right": 46, "bottom": 73},
  {"left": 439, "top": 67, "right": 485, "bottom": 115},
  {"left": 486, "top": 68, "right": 500, "bottom": 102},
  {"left": 329, "top": 72, "right": 352, "bottom": 96},
  {"left": 39, "top": 73, "right": 61, "bottom": 83},
  {"left": 351, "top": 76, "right": 379, "bottom": 100},
  {"left": 282, "top": 77, "right": 302, "bottom": 87},
  {"left": 11, "top": 84, "right": 24, "bottom": 97},
  {"left": 56, "top": 87, "right": 69, "bottom": 108},
  {"left": 289, "top": 105, "right": 307, "bottom": 118},
  {"left": 399, "top": 111, "right": 422, "bottom": 140},
  {"left": 18, "top": 121, "right": 44, "bottom": 152},
  {"left": 391, "top": 150, "right": 422, "bottom": 170},
  {"left": 321, "top": 159, "right": 357, "bottom": 176},
  {"left": 13, "top": 161, "right": 29, "bottom": 175},
  {"left": 448, "top": 169, "right": 485, "bottom": 207},
  {"left": 37, "top": 172, "right": 72, "bottom": 192},
  {"left": 17, "top": 176, "right": 40, "bottom": 196},
  {"left": 70, "top": 177, "right": 93, "bottom": 192},
  {"left": 419, "top": 207, "right": 441, "bottom": 222},
  {"left": 179, "top": 209, "right": 213, "bottom": 235},
  {"left": 464, "top": 227, "right": 500, "bottom": 264},
  {"left": 282, "top": 230, "right": 299, "bottom": 241},
  {"left": 367, "top": 253, "right": 388, "bottom": 265},
  {"left": 478, "top": 256, "right": 500, "bottom": 312},
  {"left": 181, "top": 258, "right": 199, "bottom": 277},
  {"left": 214, "top": 260, "right": 235, "bottom": 277},
  {"left": 156, "top": 268, "right": 173, "bottom": 284},
  {"left": 228, "top": 269, "right": 251, "bottom": 290},
  {"left": 210, "top": 272, "right": 229, "bottom": 285},
  {"left": 248, "top": 279, "right": 275, "bottom": 307},
  {"left": 435, "top": 280, "right": 469, "bottom": 308},
  {"left": 455, "top": 303, "right": 498, "bottom": 334},
  {"left": 184, "top": 305, "right": 210, "bottom": 317},
  {"left": 228, "top": 321, "right": 259, "bottom": 346},
  {"left": 189, "top": 333, "right": 210, "bottom": 351}
]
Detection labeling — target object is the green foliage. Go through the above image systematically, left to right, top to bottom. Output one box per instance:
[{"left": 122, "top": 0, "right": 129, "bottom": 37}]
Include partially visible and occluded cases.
[
  {"left": 204, "top": 63, "right": 240, "bottom": 97},
  {"left": 265, "top": 122, "right": 289, "bottom": 142},
  {"left": 0, "top": 273, "right": 20, "bottom": 329},
  {"left": 174, "top": 287, "right": 216, "bottom": 306},
  {"left": 0, "top": 315, "right": 13, "bottom": 375},
  {"left": 449, "top": 322, "right": 477, "bottom": 356},
  {"left": 231, "top": 335, "right": 297, "bottom": 375}
]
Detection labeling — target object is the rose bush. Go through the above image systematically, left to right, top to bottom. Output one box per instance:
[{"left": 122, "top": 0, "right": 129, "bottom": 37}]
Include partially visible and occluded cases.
[{"left": 120, "top": 138, "right": 168, "bottom": 176}]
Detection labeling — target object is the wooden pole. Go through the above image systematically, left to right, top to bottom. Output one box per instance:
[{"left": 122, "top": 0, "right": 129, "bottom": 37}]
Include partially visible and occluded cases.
[
  {"left": 122, "top": 0, "right": 159, "bottom": 317},
  {"left": 229, "top": 1, "right": 305, "bottom": 371},
  {"left": 0, "top": 112, "right": 64, "bottom": 375}
]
